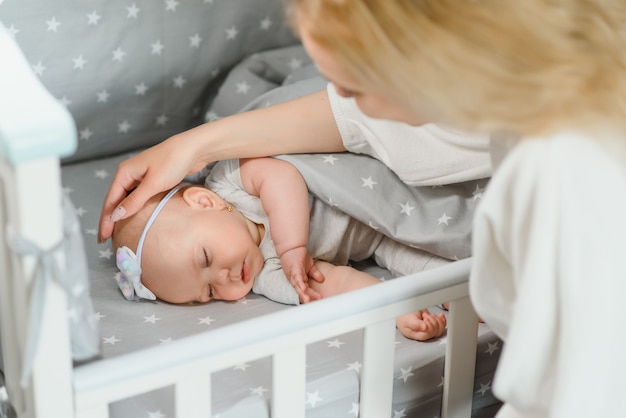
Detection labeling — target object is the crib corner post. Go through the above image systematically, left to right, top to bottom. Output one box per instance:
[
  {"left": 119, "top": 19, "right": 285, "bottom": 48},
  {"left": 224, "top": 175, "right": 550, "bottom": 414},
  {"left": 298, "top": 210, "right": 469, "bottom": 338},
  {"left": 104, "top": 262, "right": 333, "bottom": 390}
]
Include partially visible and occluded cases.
[{"left": 442, "top": 295, "right": 479, "bottom": 418}]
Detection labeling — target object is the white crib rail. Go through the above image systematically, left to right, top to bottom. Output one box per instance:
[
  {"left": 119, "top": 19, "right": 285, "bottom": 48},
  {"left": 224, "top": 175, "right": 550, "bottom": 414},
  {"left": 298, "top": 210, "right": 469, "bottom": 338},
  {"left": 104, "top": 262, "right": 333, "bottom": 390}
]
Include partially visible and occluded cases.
[{"left": 73, "top": 258, "right": 478, "bottom": 418}]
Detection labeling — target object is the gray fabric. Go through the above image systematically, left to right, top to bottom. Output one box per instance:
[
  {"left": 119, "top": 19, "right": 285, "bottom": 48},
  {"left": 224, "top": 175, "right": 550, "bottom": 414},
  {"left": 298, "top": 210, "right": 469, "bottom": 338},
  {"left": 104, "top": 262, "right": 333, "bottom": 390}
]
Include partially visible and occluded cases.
[{"left": 0, "top": 0, "right": 299, "bottom": 163}]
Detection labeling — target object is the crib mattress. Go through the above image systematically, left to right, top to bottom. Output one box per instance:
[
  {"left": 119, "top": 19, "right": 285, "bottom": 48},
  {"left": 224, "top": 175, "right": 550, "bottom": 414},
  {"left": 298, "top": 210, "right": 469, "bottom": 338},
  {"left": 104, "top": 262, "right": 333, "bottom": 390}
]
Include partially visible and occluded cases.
[{"left": 62, "top": 153, "right": 502, "bottom": 418}]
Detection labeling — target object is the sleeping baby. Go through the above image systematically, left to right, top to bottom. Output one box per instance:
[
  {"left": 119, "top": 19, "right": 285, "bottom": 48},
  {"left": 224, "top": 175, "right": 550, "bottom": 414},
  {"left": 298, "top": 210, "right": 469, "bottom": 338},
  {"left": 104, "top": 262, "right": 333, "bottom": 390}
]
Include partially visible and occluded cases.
[{"left": 111, "top": 156, "right": 449, "bottom": 341}]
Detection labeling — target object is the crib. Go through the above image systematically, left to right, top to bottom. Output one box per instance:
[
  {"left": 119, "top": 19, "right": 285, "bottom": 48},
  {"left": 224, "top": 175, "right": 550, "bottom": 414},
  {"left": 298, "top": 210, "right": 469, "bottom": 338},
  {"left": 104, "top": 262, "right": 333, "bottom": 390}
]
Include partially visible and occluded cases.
[{"left": 0, "top": 2, "right": 501, "bottom": 417}]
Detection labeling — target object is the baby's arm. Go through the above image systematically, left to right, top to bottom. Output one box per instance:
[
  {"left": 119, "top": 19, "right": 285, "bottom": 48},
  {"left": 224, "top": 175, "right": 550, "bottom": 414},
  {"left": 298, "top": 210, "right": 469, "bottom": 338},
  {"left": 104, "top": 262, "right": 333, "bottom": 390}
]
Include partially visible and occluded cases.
[
  {"left": 239, "top": 157, "right": 325, "bottom": 302},
  {"left": 311, "top": 261, "right": 446, "bottom": 341}
]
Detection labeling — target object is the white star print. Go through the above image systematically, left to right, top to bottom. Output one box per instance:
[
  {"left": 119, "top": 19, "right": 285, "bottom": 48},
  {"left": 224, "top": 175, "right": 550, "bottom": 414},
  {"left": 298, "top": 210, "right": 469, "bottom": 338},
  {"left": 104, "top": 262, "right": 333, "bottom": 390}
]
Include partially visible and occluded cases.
[
  {"left": 165, "top": 0, "right": 179, "bottom": 11},
  {"left": 126, "top": 3, "right": 140, "bottom": 18},
  {"left": 86, "top": 11, "right": 101, "bottom": 25},
  {"left": 46, "top": 17, "right": 61, "bottom": 32},
  {"left": 260, "top": 17, "right": 272, "bottom": 30},
  {"left": 6, "top": 24, "right": 19, "bottom": 39},
  {"left": 226, "top": 26, "right": 239, "bottom": 40},
  {"left": 189, "top": 34, "right": 202, "bottom": 47},
  {"left": 151, "top": 40, "right": 164, "bottom": 55},
  {"left": 112, "top": 47, "right": 126, "bottom": 62},
  {"left": 72, "top": 55, "right": 87, "bottom": 70},
  {"left": 288, "top": 57, "right": 303, "bottom": 70},
  {"left": 32, "top": 61, "right": 46, "bottom": 76},
  {"left": 173, "top": 75, "right": 187, "bottom": 88},
  {"left": 236, "top": 81, "right": 251, "bottom": 94},
  {"left": 135, "top": 82, "right": 148, "bottom": 95},
  {"left": 96, "top": 90, "right": 110, "bottom": 103},
  {"left": 59, "top": 96, "right": 71, "bottom": 107},
  {"left": 205, "top": 110, "right": 219, "bottom": 121},
  {"left": 156, "top": 114, "right": 168, "bottom": 126},
  {"left": 118, "top": 120, "right": 131, "bottom": 133},
  {"left": 79, "top": 128, "right": 93, "bottom": 140},
  {"left": 322, "top": 154, "right": 338, "bottom": 165},
  {"left": 94, "top": 169, "right": 109, "bottom": 179},
  {"left": 361, "top": 176, "right": 377, "bottom": 189},
  {"left": 472, "top": 184, "right": 485, "bottom": 202},
  {"left": 62, "top": 186, "right": 73, "bottom": 195},
  {"left": 326, "top": 197, "right": 339, "bottom": 207},
  {"left": 399, "top": 201, "right": 415, "bottom": 216},
  {"left": 75, "top": 206, "right": 86, "bottom": 216},
  {"left": 437, "top": 212, "right": 452, "bottom": 225},
  {"left": 85, "top": 228, "right": 97, "bottom": 235},
  {"left": 99, "top": 248, "right": 113, "bottom": 259},
  {"left": 237, "top": 297, "right": 249, "bottom": 304},
  {"left": 94, "top": 312, "right": 105, "bottom": 321},
  {"left": 144, "top": 314, "right": 161, "bottom": 324},
  {"left": 198, "top": 316, "right": 215, "bottom": 325},
  {"left": 103, "top": 335, "right": 120, "bottom": 345},
  {"left": 160, "top": 338, "right": 172, "bottom": 344},
  {"left": 326, "top": 338, "right": 345, "bottom": 348},
  {"left": 484, "top": 341, "right": 500, "bottom": 355},
  {"left": 346, "top": 361, "right": 362, "bottom": 373},
  {"left": 234, "top": 363, "right": 251, "bottom": 371},
  {"left": 397, "top": 366, "right": 414, "bottom": 383},
  {"left": 438, "top": 375, "right": 445, "bottom": 387},
  {"left": 476, "top": 381, "right": 491, "bottom": 396},
  {"left": 250, "top": 386, "right": 267, "bottom": 396},
  {"left": 306, "top": 390, "right": 322, "bottom": 407},
  {"left": 349, "top": 402, "right": 359, "bottom": 416},
  {"left": 392, "top": 409, "right": 407, "bottom": 418},
  {"left": 147, "top": 410, "right": 166, "bottom": 418}
]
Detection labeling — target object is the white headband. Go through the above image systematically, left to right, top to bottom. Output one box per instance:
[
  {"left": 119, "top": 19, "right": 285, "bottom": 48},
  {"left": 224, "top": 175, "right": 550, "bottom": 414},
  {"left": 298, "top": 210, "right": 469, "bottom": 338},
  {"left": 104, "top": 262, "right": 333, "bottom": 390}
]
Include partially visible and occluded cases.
[{"left": 114, "top": 183, "right": 189, "bottom": 301}]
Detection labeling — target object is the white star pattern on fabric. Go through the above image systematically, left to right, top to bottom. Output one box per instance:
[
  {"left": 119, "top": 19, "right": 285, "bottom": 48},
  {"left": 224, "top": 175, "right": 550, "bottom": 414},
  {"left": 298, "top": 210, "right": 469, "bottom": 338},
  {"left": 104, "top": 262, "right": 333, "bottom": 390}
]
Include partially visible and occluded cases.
[
  {"left": 165, "top": 0, "right": 179, "bottom": 12},
  {"left": 127, "top": 4, "right": 140, "bottom": 18},
  {"left": 86, "top": 11, "right": 101, "bottom": 25},
  {"left": 46, "top": 17, "right": 61, "bottom": 32},
  {"left": 260, "top": 17, "right": 272, "bottom": 30},
  {"left": 6, "top": 24, "right": 19, "bottom": 38},
  {"left": 226, "top": 26, "right": 239, "bottom": 40},
  {"left": 189, "top": 34, "right": 202, "bottom": 47},
  {"left": 151, "top": 40, "right": 165, "bottom": 55},
  {"left": 112, "top": 47, "right": 126, "bottom": 62},
  {"left": 72, "top": 55, "right": 87, "bottom": 70},
  {"left": 288, "top": 57, "right": 303, "bottom": 70},
  {"left": 32, "top": 61, "right": 46, "bottom": 76},
  {"left": 173, "top": 75, "right": 187, "bottom": 88},
  {"left": 236, "top": 81, "right": 251, "bottom": 94},
  {"left": 135, "top": 83, "right": 148, "bottom": 95},
  {"left": 96, "top": 90, "right": 110, "bottom": 103},
  {"left": 59, "top": 96, "right": 71, "bottom": 107},
  {"left": 156, "top": 114, "right": 169, "bottom": 126},
  {"left": 118, "top": 120, "right": 131, "bottom": 133},
  {"left": 80, "top": 128, "right": 93, "bottom": 141},
  {"left": 322, "top": 155, "right": 338, "bottom": 165},
  {"left": 95, "top": 169, "right": 108, "bottom": 179},
  {"left": 361, "top": 176, "right": 377, "bottom": 189},
  {"left": 472, "top": 184, "right": 485, "bottom": 202},
  {"left": 326, "top": 197, "right": 339, "bottom": 207},
  {"left": 399, "top": 201, "right": 415, "bottom": 216},
  {"left": 75, "top": 206, "right": 86, "bottom": 216},
  {"left": 437, "top": 212, "right": 452, "bottom": 225},
  {"left": 85, "top": 228, "right": 97, "bottom": 236},
  {"left": 99, "top": 248, "right": 112, "bottom": 259},
  {"left": 94, "top": 312, "right": 105, "bottom": 321},
  {"left": 144, "top": 314, "right": 161, "bottom": 324},
  {"left": 198, "top": 316, "right": 216, "bottom": 325},
  {"left": 103, "top": 335, "right": 120, "bottom": 345},
  {"left": 160, "top": 338, "right": 172, "bottom": 344},
  {"left": 326, "top": 338, "right": 345, "bottom": 348},
  {"left": 484, "top": 341, "right": 500, "bottom": 355},
  {"left": 346, "top": 361, "right": 362, "bottom": 373},
  {"left": 234, "top": 363, "right": 251, "bottom": 371},
  {"left": 397, "top": 366, "right": 414, "bottom": 383},
  {"left": 438, "top": 376, "right": 445, "bottom": 387},
  {"left": 476, "top": 381, "right": 492, "bottom": 396},
  {"left": 250, "top": 386, "right": 267, "bottom": 396},
  {"left": 306, "top": 390, "right": 322, "bottom": 407},
  {"left": 349, "top": 402, "right": 359, "bottom": 416},
  {"left": 392, "top": 409, "right": 407, "bottom": 418},
  {"left": 147, "top": 410, "right": 166, "bottom": 418}
]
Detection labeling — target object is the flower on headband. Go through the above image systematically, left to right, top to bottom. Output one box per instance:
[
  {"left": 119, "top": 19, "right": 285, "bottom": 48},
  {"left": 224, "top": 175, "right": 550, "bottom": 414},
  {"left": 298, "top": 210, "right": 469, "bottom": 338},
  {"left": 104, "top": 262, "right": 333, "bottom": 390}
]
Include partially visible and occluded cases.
[{"left": 115, "top": 246, "right": 156, "bottom": 301}]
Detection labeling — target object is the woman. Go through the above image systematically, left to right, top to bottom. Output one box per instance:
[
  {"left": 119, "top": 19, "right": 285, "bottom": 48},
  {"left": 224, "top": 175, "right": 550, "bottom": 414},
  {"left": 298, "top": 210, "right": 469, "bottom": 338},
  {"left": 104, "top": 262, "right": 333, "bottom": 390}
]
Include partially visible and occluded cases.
[{"left": 100, "top": 1, "right": 626, "bottom": 416}]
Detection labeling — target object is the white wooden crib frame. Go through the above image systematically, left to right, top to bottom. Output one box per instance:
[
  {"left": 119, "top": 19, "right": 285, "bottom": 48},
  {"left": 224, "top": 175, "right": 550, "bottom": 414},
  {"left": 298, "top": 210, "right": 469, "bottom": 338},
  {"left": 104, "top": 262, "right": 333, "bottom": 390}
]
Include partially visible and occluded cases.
[{"left": 0, "top": 25, "right": 480, "bottom": 418}]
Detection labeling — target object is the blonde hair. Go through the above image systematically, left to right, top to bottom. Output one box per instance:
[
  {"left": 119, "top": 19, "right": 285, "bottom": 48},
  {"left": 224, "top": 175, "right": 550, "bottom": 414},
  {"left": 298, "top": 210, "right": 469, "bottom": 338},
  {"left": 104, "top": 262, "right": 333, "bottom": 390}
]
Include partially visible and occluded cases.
[{"left": 286, "top": 0, "right": 626, "bottom": 137}]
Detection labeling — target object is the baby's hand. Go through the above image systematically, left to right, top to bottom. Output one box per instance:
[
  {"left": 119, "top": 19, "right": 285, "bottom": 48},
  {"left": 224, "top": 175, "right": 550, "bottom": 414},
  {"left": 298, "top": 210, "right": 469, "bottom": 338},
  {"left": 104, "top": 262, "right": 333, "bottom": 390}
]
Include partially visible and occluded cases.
[
  {"left": 280, "top": 246, "right": 325, "bottom": 303},
  {"left": 396, "top": 309, "right": 447, "bottom": 341}
]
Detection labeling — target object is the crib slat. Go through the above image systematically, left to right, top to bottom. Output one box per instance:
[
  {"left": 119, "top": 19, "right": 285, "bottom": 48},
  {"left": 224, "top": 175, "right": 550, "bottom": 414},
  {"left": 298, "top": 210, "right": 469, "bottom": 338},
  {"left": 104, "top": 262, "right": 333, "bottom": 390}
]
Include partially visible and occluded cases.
[
  {"left": 442, "top": 296, "right": 479, "bottom": 418},
  {"left": 360, "top": 318, "right": 396, "bottom": 418},
  {"left": 272, "top": 346, "right": 306, "bottom": 418},
  {"left": 175, "top": 376, "right": 211, "bottom": 418}
]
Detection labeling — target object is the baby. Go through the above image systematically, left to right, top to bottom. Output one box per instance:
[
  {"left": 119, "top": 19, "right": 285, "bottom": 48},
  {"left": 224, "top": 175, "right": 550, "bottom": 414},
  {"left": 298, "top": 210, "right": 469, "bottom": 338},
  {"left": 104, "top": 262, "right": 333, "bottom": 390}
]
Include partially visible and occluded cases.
[{"left": 112, "top": 157, "right": 448, "bottom": 341}]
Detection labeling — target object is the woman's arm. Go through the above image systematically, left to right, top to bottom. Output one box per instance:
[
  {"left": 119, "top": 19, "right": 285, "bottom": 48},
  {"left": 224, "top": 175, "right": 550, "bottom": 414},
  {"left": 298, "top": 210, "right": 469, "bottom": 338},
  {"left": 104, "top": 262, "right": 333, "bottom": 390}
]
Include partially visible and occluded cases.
[{"left": 98, "top": 89, "right": 344, "bottom": 242}]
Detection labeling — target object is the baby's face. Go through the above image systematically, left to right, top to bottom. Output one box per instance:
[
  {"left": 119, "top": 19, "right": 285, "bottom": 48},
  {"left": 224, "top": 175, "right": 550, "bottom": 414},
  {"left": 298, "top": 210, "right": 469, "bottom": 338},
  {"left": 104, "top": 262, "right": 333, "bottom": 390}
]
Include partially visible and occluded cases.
[{"left": 141, "top": 200, "right": 264, "bottom": 304}]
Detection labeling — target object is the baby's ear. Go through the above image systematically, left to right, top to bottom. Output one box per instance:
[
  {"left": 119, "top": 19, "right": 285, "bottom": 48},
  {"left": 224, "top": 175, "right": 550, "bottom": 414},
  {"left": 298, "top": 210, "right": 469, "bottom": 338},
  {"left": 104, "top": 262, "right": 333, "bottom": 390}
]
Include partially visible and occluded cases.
[{"left": 181, "top": 186, "right": 223, "bottom": 209}]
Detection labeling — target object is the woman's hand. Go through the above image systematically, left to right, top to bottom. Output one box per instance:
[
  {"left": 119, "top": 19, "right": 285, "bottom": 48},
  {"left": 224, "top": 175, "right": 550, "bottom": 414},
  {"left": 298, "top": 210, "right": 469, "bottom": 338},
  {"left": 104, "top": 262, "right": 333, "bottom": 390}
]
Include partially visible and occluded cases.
[{"left": 98, "top": 135, "right": 207, "bottom": 243}]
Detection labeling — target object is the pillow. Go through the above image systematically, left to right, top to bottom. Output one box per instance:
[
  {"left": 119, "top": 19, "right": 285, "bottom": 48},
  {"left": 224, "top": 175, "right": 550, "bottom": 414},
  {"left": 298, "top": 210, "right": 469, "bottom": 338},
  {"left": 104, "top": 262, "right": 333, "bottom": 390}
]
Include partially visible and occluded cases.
[{"left": 0, "top": 0, "right": 299, "bottom": 163}]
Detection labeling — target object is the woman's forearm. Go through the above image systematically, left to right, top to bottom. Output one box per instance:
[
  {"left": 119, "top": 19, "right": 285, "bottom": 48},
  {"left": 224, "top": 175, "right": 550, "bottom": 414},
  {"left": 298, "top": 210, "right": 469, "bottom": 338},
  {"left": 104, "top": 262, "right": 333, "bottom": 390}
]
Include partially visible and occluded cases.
[{"left": 176, "top": 89, "right": 346, "bottom": 164}]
